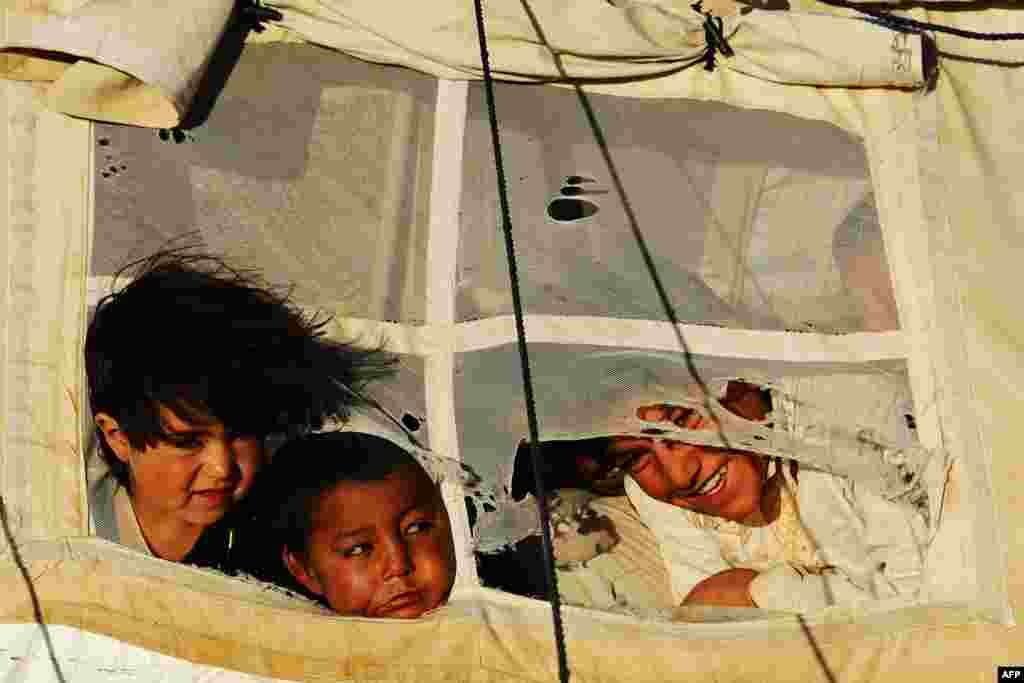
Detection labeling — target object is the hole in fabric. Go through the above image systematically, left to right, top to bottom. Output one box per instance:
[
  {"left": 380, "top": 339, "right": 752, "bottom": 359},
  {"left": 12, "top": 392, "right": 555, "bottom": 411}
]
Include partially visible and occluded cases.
[
  {"left": 547, "top": 197, "right": 599, "bottom": 222},
  {"left": 401, "top": 413, "right": 421, "bottom": 432}
]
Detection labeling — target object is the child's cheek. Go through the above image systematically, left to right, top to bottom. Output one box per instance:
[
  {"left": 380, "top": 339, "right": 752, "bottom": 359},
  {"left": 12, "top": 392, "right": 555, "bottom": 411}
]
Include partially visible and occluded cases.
[
  {"left": 427, "top": 533, "right": 458, "bottom": 605},
  {"left": 336, "top": 564, "right": 378, "bottom": 617}
]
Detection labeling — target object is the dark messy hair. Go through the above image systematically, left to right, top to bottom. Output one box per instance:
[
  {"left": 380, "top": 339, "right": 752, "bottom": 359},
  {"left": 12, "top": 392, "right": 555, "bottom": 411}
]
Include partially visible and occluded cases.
[
  {"left": 85, "top": 245, "right": 397, "bottom": 488},
  {"left": 262, "top": 431, "right": 431, "bottom": 561}
]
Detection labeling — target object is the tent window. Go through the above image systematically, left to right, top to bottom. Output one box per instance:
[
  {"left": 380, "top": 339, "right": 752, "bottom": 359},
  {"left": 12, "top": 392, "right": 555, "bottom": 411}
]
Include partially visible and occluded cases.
[
  {"left": 85, "top": 44, "right": 442, "bottom": 559},
  {"left": 90, "top": 44, "right": 437, "bottom": 326},
  {"left": 75, "top": 53, "right": 976, "bottom": 628},
  {"left": 455, "top": 82, "right": 958, "bottom": 620},
  {"left": 458, "top": 83, "right": 898, "bottom": 334}
]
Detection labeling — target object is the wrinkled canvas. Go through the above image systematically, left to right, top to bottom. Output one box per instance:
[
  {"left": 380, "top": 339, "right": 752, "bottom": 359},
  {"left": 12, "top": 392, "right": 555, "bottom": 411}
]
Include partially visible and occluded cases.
[{"left": 2, "top": 1, "right": 1023, "bottom": 681}]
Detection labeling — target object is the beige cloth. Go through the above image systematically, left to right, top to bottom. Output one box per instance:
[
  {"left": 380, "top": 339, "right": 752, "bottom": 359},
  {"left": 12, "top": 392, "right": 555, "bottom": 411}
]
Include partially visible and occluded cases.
[
  {"left": 0, "top": 0, "right": 235, "bottom": 127},
  {"left": 2, "top": 0, "right": 928, "bottom": 128},
  {"left": 267, "top": 0, "right": 926, "bottom": 86},
  {"left": 3, "top": 1, "right": 1024, "bottom": 680},
  {"left": 0, "top": 540, "right": 1012, "bottom": 683}
]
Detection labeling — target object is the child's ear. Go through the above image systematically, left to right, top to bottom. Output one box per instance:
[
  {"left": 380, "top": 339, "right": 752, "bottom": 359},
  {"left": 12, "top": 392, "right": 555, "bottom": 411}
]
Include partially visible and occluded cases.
[
  {"left": 94, "top": 413, "right": 133, "bottom": 464},
  {"left": 283, "top": 546, "right": 323, "bottom": 596}
]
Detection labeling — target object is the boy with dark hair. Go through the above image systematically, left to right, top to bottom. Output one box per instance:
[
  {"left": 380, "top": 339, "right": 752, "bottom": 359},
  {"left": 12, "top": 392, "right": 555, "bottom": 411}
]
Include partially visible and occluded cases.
[
  {"left": 86, "top": 245, "right": 395, "bottom": 568},
  {"left": 243, "top": 431, "right": 456, "bottom": 619}
]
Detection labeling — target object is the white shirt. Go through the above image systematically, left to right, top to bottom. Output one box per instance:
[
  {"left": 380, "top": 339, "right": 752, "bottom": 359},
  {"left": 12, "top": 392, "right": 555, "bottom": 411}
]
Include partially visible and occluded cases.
[{"left": 624, "top": 465, "right": 929, "bottom": 611}]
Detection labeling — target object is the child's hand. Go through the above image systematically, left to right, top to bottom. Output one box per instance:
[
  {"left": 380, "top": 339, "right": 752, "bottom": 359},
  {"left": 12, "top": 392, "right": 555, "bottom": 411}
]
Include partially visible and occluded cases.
[
  {"left": 748, "top": 564, "right": 861, "bottom": 613},
  {"left": 682, "top": 568, "right": 758, "bottom": 608}
]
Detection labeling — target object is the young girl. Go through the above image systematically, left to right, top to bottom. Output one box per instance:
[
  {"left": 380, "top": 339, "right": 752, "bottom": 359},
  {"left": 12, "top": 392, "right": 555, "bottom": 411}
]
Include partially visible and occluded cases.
[{"left": 86, "top": 246, "right": 394, "bottom": 568}]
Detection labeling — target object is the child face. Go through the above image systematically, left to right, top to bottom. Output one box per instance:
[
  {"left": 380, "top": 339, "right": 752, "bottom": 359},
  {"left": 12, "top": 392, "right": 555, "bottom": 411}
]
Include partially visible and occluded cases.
[
  {"left": 98, "top": 405, "right": 263, "bottom": 529},
  {"left": 608, "top": 406, "right": 767, "bottom": 523},
  {"left": 612, "top": 437, "right": 766, "bottom": 522},
  {"left": 287, "top": 465, "right": 456, "bottom": 619}
]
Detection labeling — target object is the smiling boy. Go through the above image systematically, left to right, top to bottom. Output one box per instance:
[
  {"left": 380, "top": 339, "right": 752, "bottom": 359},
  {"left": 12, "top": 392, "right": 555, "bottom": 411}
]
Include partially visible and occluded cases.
[
  {"left": 603, "top": 379, "right": 932, "bottom": 612},
  {"left": 604, "top": 390, "right": 781, "bottom": 607},
  {"left": 610, "top": 409, "right": 777, "bottom": 529}
]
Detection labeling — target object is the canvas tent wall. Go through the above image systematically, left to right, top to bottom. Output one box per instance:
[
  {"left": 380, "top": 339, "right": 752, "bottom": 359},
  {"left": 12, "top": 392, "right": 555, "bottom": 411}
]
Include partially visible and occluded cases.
[{"left": 1, "top": 0, "right": 1023, "bottom": 681}]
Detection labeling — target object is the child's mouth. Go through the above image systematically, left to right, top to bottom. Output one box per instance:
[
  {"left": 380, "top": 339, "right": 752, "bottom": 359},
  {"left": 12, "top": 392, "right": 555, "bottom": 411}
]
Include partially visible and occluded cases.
[
  {"left": 690, "top": 464, "right": 727, "bottom": 498},
  {"left": 193, "top": 487, "right": 232, "bottom": 507},
  {"left": 376, "top": 592, "right": 421, "bottom": 617}
]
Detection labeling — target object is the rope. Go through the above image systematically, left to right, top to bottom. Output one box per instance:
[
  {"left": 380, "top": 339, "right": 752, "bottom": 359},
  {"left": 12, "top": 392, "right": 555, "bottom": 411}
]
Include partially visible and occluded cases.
[
  {"left": 514, "top": 0, "right": 731, "bottom": 444},
  {"left": 817, "top": 0, "right": 1024, "bottom": 41},
  {"left": 470, "top": 1, "right": 572, "bottom": 682},
  {"left": 692, "top": 1, "right": 735, "bottom": 71},
  {"left": 0, "top": 497, "right": 68, "bottom": 683}
]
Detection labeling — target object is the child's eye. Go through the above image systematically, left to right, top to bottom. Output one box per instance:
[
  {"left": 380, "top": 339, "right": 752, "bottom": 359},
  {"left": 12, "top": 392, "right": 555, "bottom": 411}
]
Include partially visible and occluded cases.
[
  {"left": 226, "top": 431, "right": 261, "bottom": 446},
  {"left": 166, "top": 436, "right": 203, "bottom": 451},
  {"left": 608, "top": 447, "right": 650, "bottom": 475},
  {"left": 625, "top": 453, "right": 652, "bottom": 474},
  {"left": 405, "top": 520, "right": 433, "bottom": 536},
  {"left": 340, "top": 544, "right": 371, "bottom": 558}
]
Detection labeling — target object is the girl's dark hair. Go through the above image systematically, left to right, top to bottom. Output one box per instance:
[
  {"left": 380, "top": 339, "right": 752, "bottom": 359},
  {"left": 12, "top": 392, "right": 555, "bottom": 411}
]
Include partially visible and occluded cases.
[
  {"left": 85, "top": 245, "right": 397, "bottom": 488},
  {"left": 261, "top": 431, "right": 427, "bottom": 561}
]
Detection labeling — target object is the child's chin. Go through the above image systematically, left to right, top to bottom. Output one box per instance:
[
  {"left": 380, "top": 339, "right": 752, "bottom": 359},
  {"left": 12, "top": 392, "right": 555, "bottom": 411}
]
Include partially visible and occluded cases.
[{"left": 376, "top": 604, "right": 429, "bottom": 619}]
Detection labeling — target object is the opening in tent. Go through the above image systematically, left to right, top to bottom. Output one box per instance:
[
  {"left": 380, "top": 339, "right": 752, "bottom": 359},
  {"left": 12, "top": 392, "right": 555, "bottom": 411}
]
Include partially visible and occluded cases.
[{"left": 75, "top": 42, "right": 974, "bottom": 631}]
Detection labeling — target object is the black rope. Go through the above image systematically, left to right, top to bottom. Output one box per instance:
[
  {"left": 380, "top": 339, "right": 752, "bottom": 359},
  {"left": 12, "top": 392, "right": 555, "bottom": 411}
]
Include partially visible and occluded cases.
[
  {"left": 239, "top": 0, "right": 283, "bottom": 33},
  {"left": 515, "top": 0, "right": 731, "bottom": 443},
  {"left": 817, "top": 0, "right": 1024, "bottom": 40},
  {"left": 692, "top": 1, "right": 736, "bottom": 71},
  {"left": 470, "top": 2, "right": 572, "bottom": 682},
  {"left": 506, "top": 10, "right": 840, "bottom": 683},
  {"left": 0, "top": 497, "right": 68, "bottom": 683},
  {"left": 799, "top": 616, "right": 838, "bottom": 683}
]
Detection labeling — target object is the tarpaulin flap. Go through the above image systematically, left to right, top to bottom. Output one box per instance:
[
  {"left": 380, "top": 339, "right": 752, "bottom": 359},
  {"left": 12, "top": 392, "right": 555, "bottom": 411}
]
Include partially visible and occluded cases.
[
  {"left": 0, "top": 0, "right": 234, "bottom": 127},
  {"left": 2, "top": 0, "right": 929, "bottom": 128},
  {"left": 268, "top": 0, "right": 926, "bottom": 87},
  {"left": 0, "top": 538, "right": 1011, "bottom": 683}
]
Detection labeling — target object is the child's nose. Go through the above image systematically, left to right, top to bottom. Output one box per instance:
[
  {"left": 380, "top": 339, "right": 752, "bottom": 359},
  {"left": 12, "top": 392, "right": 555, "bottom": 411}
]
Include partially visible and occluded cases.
[
  {"left": 201, "top": 437, "right": 237, "bottom": 478},
  {"left": 654, "top": 444, "right": 702, "bottom": 495},
  {"left": 380, "top": 536, "right": 413, "bottom": 579}
]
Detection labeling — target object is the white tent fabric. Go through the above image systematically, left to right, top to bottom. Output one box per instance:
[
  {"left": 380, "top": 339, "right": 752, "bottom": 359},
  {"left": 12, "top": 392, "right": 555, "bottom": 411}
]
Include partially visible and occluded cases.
[
  {"left": 0, "top": 0, "right": 235, "bottom": 127},
  {"left": 1, "top": 0, "right": 930, "bottom": 127},
  {"left": 2, "top": 0, "right": 1024, "bottom": 681},
  {"left": 264, "top": 0, "right": 927, "bottom": 86},
  {"left": 0, "top": 624, "right": 302, "bottom": 683}
]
